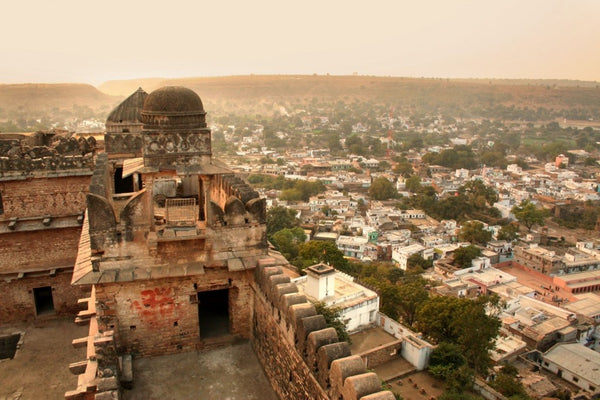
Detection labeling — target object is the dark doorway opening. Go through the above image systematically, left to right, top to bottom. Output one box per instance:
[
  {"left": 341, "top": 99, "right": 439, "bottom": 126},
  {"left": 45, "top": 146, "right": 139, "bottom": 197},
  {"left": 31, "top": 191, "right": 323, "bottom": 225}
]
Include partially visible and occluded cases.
[
  {"left": 114, "top": 167, "right": 134, "bottom": 194},
  {"left": 33, "top": 286, "right": 55, "bottom": 315},
  {"left": 198, "top": 289, "right": 229, "bottom": 338},
  {"left": 0, "top": 333, "right": 21, "bottom": 360}
]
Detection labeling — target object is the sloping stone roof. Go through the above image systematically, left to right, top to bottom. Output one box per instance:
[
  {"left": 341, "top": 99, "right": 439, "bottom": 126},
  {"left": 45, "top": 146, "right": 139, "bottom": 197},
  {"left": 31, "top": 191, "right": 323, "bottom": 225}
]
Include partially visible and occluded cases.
[{"left": 106, "top": 87, "right": 147, "bottom": 123}]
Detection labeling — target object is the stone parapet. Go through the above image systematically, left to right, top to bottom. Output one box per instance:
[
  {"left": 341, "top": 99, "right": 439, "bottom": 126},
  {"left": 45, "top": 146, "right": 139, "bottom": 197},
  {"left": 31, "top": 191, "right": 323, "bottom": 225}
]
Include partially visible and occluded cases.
[{"left": 253, "top": 259, "right": 395, "bottom": 400}]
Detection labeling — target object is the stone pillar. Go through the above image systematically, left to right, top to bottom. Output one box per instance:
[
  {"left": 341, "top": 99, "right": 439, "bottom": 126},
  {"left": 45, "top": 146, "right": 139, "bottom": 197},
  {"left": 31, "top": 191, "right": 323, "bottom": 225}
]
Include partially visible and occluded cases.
[{"left": 201, "top": 175, "right": 212, "bottom": 227}]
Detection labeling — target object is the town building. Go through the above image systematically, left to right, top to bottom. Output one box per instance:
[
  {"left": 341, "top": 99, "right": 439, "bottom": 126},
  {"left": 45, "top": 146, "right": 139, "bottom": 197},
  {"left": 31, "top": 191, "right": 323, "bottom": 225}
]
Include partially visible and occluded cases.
[{"left": 293, "top": 263, "right": 379, "bottom": 333}]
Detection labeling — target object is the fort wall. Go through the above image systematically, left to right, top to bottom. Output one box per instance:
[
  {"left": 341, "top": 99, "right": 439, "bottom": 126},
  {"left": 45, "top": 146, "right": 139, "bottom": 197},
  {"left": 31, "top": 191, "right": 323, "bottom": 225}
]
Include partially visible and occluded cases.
[
  {"left": 0, "top": 227, "right": 82, "bottom": 273},
  {"left": 252, "top": 258, "right": 395, "bottom": 400},
  {"left": 0, "top": 270, "right": 88, "bottom": 323}
]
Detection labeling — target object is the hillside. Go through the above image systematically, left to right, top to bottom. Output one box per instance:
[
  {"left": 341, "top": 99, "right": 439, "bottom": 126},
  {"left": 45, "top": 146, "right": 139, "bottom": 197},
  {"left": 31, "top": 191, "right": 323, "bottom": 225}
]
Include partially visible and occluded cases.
[
  {"left": 98, "top": 75, "right": 600, "bottom": 114},
  {"left": 0, "top": 83, "right": 120, "bottom": 115}
]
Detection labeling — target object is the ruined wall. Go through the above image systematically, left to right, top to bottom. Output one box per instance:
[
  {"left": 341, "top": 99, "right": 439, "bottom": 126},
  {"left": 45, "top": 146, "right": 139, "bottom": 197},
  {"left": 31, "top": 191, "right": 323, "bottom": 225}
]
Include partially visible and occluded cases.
[
  {"left": 210, "top": 174, "right": 266, "bottom": 227},
  {"left": 0, "top": 175, "right": 90, "bottom": 218},
  {"left": 0, "top": 227, "right": 82, "bottom": 273},
  {"left": 252, "top": 258, "right": 395, "bottom": 400},
  {"left": 94, "top": 269, "right": 254, "bottom": 357},
  {"left": 0, "top": 271, "right": 89, "bottom": 323},
  {"left": 358, "top": 340, "right": 403, "bottom": 369}
]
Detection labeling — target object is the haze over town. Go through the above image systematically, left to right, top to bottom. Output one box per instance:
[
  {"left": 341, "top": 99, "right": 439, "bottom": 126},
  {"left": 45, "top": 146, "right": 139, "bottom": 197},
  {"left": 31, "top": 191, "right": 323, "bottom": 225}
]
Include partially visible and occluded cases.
[{"left": 2, "top": 0, "right": 600, "bottom": 85}]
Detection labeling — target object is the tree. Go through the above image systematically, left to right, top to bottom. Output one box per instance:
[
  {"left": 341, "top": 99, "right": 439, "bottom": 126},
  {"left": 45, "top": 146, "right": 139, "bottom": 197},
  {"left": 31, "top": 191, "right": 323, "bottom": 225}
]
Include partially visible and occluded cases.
[
  {"left": 393, "top": 161, "right": 414, "bottom": 177},
  {"left": 404, "top": 175, "right": 422, "bottom": 193},
  {"left": 368, "top": 176, "right": 398, "bottom": 200},
  {"left": 512, "top": 200, "right": 548, "bottom": 231},
  {"left": 267, "top": 206, "right": 298, "bottom": 238},
  {"left": 459, "top": 221, "right": 492, "bottom": 245},
  {"left": 497, "top": 223, "right": 519, "bottom": 242},
  {"left": 271, "top": 227, "right": 306, "bottom": 261},
  {"left": 297, "top": 241, "right": 348, "bottom": 272},
  {"left": 453, "top": 245, "right": 482, "bottom": 268},
  {"left": 407, "top": 253, "right": 433, "bottom": 273},
  {"left": 396, "top": 278, "right": 429, "bottom": 327},
  {"left": 416, "top": 295, "right": 500, "bottom": 374},
  {"left": 314, "top": 301, "right": 350, "bottom": 343},
  {"left": 428, "top": 342, "right": 466, "bottom": 380},
  {"left": 489, "top": 370, "right": 531, "bottom": 399}
]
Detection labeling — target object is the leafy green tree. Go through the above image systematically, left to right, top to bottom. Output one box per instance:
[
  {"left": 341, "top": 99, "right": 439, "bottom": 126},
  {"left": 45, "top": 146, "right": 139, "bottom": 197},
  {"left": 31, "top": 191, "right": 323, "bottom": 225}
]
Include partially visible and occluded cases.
[
  {"left": 378, "top": 160, "right": 391, "bottom": 171},
  {"left": 393, "top": 161, "right": 414, "bottom": 177},
  {"left": 404, "top": 175, "right": 422, "bottom": 193},
  {"left": 368, "top": 176, "right": 398, "bottom": 200},
  {"left": 458, "top": 180, "right": 498, "bottom": 208},
  {"left": 511, "top": 200, "right": 548, "bottom": 231},
  {"left": 267, "top": 206, "right": 298, "bottom": 238},
  {"left": 459, "top": 221, "right": 492, "bottom": 245},
  {"left": 497, "top": 223, "right": 519, "bottom": 242},
  {"left": 271, "top": 227, "right": 306, "bottom": 261},
  {"left": 297, "top": 241, "right": 348, "bottom": 272},
  {"left": 453, "top": 245, "right": 482, "bottom": 268},
  {"left": 407, "top": 253, "right": 433, "bottom": 273},
  {"left": 396, "top": 278, "right": 429, "bottom": 327},
  {"left": 416, "top": 295, "right": 500, "bottom": 374},
  {"left": 314, "top": 301, "right": 351, "bottom": 343},
  {"left": 428, "top": 342, "right": 466, "bottom": 380},
  {"left": 489, "top": 370, "right": 531, "bottom": 399}
]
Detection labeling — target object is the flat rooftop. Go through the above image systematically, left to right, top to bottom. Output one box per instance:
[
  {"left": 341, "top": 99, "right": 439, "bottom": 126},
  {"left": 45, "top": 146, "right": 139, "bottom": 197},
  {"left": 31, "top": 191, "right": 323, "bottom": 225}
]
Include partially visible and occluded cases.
[
  {"left": 0, "top": 317, "right": 88, "bottom": 400},
  {"left": 124, "top": 341, "right": 277, "bottom": 400}
]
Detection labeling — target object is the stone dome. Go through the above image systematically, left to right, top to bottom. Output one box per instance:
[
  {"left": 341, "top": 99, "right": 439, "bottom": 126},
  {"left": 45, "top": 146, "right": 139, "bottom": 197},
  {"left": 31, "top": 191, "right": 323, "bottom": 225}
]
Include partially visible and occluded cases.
[
  {"left": 141, "top": 86, "right": 206, "bottom": 128},
  {"left": 142, "top": 86, "right": 204, "bottom": 114}
]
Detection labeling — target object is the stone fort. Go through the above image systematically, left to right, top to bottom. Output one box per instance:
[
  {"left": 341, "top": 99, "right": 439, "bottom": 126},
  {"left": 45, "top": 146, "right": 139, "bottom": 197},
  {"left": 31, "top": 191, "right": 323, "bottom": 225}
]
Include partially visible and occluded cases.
[{"left": 1, "top": 86, "right": 398, "bottom": 400}]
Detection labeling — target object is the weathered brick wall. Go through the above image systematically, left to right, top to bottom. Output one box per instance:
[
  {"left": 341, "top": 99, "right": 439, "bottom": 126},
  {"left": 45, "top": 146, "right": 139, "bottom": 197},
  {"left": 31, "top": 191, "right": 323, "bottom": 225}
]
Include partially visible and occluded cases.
[
  {"left": 0, "top": 175, "right": 90, "bottom": 218},
  {"left": 0, "top": 227, "right": 82, "bottom": 273},
  {"left": 252, "top": 259, "right": 395, "bottom": 400},
  {"left": 94, "top": 269, "right": 254, "bottom": 357},
  {"left": 0, "top": 271, "right": 89, "bottom": 323},
  {"left": 253, "top": 287, "right": 329, "bottom": 399},
  {"left": 358, "top": 340, "right": 403, "bottom": 369}
]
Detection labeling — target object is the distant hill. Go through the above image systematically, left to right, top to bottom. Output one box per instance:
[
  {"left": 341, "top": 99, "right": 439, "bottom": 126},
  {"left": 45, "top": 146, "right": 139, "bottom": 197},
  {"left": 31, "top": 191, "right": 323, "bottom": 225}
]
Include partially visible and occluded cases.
[
  {"left": 98, "top": 75, "right": 600, "bottom": 113},
  {"left": 0, "top": 83, "right": 120, "bottom": 114}
]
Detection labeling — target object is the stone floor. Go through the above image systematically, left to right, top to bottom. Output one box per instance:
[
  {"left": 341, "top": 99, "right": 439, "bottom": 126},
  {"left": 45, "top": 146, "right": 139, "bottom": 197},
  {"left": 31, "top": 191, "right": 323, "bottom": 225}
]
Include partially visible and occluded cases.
[
  {"left": 0, "top": 316, "right": 88, "bottom": 400},
  {"left": 349, "top": 326, "right": 397, "bottom": 355},
  {"left": 123, "top": 341, "right": 278, "bottom": 400}
]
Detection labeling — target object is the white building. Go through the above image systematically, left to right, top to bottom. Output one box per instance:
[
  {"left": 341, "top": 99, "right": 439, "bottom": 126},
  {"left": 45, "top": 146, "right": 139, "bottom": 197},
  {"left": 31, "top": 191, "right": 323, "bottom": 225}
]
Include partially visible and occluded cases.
[
  {"left": 336, "top": 235, "right": 369, "bottom": 259},
  {"left": 392, "top": 244, "right": 434, "bottom": 270},
  {"left": 293, "top": 264, "right": 379, "bottom": 333},
  {"left": 538, "top": 343, "right": 600, "bottom": 395}
]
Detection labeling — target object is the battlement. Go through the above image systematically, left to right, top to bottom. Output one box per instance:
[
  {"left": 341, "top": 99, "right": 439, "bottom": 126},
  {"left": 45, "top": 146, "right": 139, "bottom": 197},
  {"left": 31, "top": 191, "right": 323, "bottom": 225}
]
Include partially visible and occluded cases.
[
  {"left": 0, "top": 133, "right": 96, "bottom": 177},
  {"left": 253, "top": 258, "right": 395, "bottom": 400}
]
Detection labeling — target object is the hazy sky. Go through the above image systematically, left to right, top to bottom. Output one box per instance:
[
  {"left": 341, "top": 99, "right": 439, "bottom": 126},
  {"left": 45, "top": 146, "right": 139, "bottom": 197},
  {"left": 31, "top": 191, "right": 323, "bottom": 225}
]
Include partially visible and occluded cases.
[{"left": 2, "top": 0, "right": 599, "bottom": 85}]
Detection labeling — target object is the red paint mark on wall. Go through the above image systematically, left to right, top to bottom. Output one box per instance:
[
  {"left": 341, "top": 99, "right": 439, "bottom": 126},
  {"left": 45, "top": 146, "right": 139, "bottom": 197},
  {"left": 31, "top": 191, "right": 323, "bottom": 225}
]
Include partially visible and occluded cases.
[{"left": 131, "top": 288, "right": 175, "bottom": 322}]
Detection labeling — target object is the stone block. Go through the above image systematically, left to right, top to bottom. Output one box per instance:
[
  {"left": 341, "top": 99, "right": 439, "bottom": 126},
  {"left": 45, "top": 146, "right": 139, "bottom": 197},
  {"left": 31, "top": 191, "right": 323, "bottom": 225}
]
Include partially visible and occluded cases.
[
  {"left": 274, "top": 282, "right": 298, "bottom": 310},
  {"left": 297, "top": 314, "right": 326, "bottom": 356},
  {"left": 306, "top": 327, "right": 339, "bottom": 370},
  {"left": 317, "top": 342, "right": 351, "bottom": 388},
  {"left": 330, "top": 355, "right": 367, "bottom": 400},
  {"left": 342, "top": 372, "right": 381, "bottom": 400},
  {"left": 360, "top": 391, "right": 397, "bottom": 400}
]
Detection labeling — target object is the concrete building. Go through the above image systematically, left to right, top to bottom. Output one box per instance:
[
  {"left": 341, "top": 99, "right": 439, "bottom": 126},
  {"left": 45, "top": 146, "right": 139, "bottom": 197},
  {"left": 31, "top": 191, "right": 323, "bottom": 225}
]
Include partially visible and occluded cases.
[
  {"left": 392, "top": 243, "right": 433, "bottom": 270},
  {"left": 514, "top": 245, "right": 563, "bottom": 274},
  {"left": 293, "top": 263, "right": 379, "bottom": 333},
  {"left": 536, "top": 343, "right": 600, "bottom": 395}
]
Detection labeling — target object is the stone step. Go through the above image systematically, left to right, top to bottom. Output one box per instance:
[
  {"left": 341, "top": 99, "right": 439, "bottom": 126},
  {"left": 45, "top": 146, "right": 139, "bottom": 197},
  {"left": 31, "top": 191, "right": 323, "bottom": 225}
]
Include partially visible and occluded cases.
[
  {"left": 71, "top": 337, "right": 88, "bottom": 349},
  {"left": 69, "top": 360, "right": 87, "bottom": 375}
]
